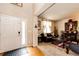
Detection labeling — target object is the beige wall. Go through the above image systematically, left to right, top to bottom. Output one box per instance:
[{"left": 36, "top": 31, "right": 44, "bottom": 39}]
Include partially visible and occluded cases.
[
  {"left": 0, "top": 3, "right": 33, "bottom": 46},
  {"left": 34, "top": 3, "right": 53, "bottom": 16},
  {"left": 57, "top": 14, "right": 79, "bottom": 35},
  {"left": 57, "top": 19, "right": 69, "bottom": 35},
  {"left": 51, "top": 21, "right": 54, "bottom": 33}
]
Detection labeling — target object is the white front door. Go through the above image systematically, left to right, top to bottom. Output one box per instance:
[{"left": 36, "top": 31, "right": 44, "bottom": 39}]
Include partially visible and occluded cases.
[{"left": 0, "top": 15, "right": 23, "bottom": 52}]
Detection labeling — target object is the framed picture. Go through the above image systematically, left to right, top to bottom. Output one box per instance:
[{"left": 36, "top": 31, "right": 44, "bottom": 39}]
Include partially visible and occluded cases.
[{"left": 65, "top": 19, "right": 77, "bottom": 31}]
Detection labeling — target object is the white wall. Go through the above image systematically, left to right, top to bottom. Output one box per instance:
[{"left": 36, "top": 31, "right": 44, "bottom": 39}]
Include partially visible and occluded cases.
[
  {"left": 0, "top": 3, "right": 33, "bottom": 46},
  {"left": 0, "top": 3, "right": 54, "bottom": 48},
  {"left": 32, "top": 4, "right": 39, "bottom": 47},
  {"left": 33, "top": 16, "right": 38, "bottom": 47}
]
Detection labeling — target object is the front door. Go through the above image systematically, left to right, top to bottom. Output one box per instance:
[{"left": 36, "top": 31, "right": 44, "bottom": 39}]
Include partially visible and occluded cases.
[{"left": 0, "top": 15, "right": 23, "bottom": 52}]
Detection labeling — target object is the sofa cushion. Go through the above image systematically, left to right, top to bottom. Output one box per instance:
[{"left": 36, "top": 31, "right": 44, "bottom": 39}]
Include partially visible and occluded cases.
[{"left": 69, "top": 43, "right": 79, "bottom": 54}]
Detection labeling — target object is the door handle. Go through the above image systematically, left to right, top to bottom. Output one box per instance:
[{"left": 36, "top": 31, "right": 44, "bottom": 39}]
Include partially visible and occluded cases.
[{"left": 18, "top": 31, "right": 20, "bottom": 34}]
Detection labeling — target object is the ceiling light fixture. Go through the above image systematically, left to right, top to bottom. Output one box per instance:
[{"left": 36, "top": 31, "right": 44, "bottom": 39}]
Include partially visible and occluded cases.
[{"left": 11, "top": 3, "right": 23, "bottom": 7}]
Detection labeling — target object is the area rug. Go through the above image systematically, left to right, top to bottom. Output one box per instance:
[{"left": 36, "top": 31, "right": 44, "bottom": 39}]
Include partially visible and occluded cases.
[{"left": 37, "top": 43, "right": 78, "bottom": 56}]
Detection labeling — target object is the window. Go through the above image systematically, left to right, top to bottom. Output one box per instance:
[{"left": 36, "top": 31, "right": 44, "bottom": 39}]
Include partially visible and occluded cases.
[{"left": 42, "top": 21, "right": 52, "bottom": 33}]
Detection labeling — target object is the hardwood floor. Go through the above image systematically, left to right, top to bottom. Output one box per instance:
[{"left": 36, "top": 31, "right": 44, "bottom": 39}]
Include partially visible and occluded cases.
[
  {"left": 0, "top": 43, "right": 78, "bottom": 56},
  {"left": 0, "top": 47, "right": 44, "bottom": 56},
  {"left": 3, "top": 47, "right": 28, "bottom": 56},
  {"left": 27, "top": 47, "right": 44, "bottom": 56},
  {"left": 0, "top": 53, "right": 4, "bottom": 56}
]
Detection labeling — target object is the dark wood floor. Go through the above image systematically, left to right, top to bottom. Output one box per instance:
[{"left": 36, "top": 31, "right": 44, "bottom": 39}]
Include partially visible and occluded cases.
[
  {"left": 0, "top": 47, "right": 44, "bottom": 56},
  {"left": 3, "top": 47, "right": 28, "bottom": 56}
]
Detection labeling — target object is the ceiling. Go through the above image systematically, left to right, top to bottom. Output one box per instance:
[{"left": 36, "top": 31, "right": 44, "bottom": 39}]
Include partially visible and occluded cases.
[{"left": 40, "top": 3, "right": 79, "bottom": 20}]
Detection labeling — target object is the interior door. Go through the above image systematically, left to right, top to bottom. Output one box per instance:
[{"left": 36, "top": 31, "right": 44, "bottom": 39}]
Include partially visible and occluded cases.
[{"left": 0, "top": 15, "right": 22, "bottom": 52}]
